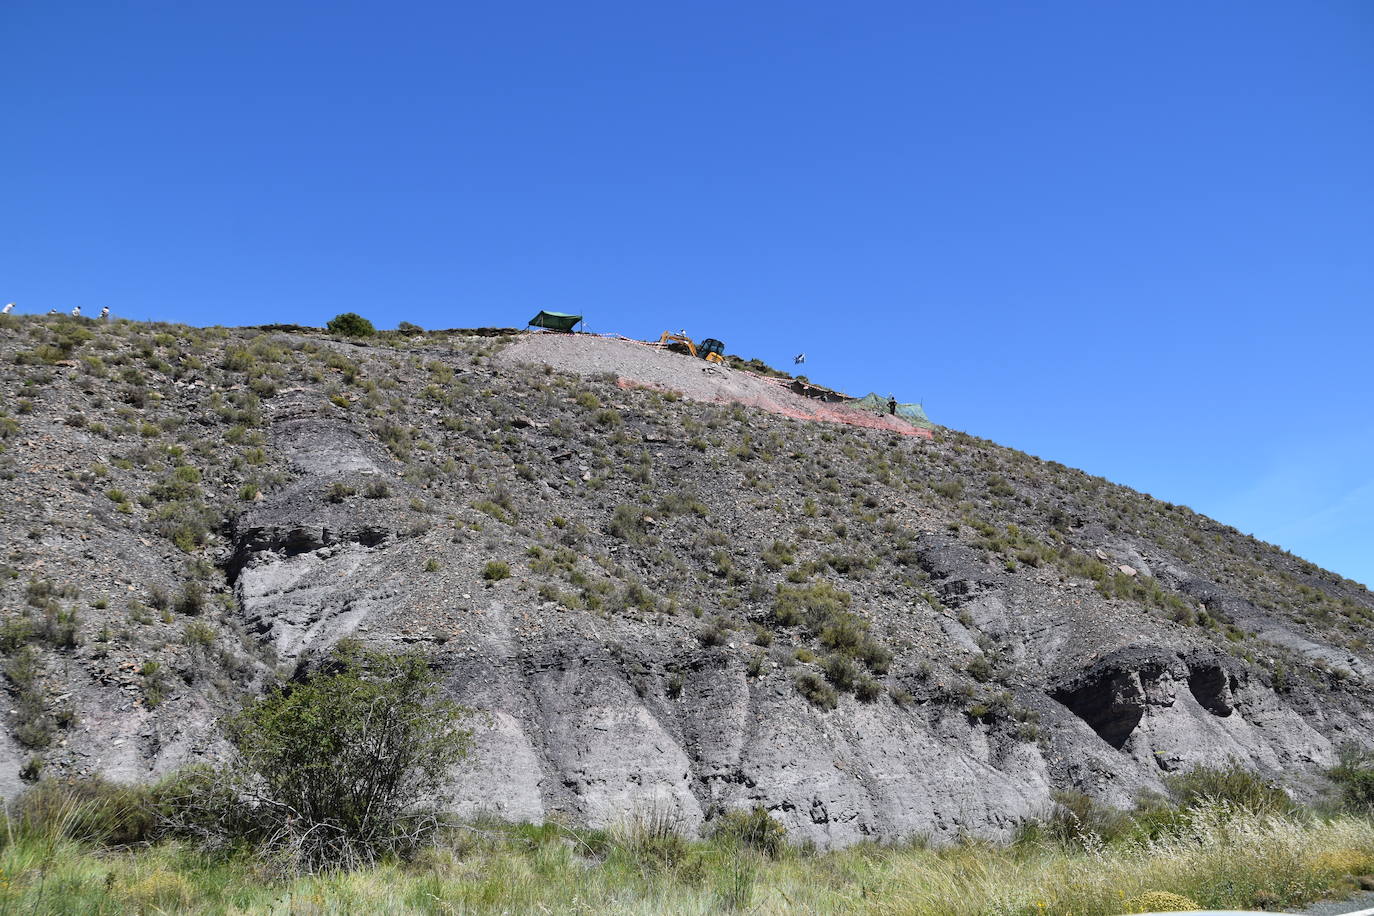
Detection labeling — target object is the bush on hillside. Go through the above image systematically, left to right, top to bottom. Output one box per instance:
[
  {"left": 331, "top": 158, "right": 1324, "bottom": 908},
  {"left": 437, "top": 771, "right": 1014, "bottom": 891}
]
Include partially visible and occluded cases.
[
  {"left": 326, "top": 313, "right": 375, "bottom": 337},
  {"left": 171, "top": 641, "right": 471, "bottom": 871},
  {"left": 795, "top": 672, "right": 837, "bottom": 710},
  {"left": 1329, "top": 744, "right": 1374, "bottom": 812},
  {"left": 1165, "top": 760, "right": 1295, "bottom": 816},
  {"left": 708, "top": 806, "right": 788, "bottom": 858}
]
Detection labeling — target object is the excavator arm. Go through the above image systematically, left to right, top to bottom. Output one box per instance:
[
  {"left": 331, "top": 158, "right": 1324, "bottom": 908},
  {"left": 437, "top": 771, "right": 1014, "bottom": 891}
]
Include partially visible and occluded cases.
[
  {"left": 658, "top": 331, "right": 699, "bottom": 357},
  {"left": 659, "top": 331, "right": 727, "bottom": 363}
]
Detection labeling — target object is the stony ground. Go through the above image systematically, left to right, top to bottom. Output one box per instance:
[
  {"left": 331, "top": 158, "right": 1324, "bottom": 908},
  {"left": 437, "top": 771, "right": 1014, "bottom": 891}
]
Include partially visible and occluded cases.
[{"left": 0, "top": 313, "right": 1371, "bottom": 846}]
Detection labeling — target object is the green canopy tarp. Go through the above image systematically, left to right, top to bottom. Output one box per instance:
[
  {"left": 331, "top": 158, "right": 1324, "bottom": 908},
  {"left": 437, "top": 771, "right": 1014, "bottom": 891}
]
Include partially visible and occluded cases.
[
  {"left": 527, "top": 310, "right": 583, "bottom": 331},
  {"left": 853, "top": 393, "right": 935, "bottom": 429}
]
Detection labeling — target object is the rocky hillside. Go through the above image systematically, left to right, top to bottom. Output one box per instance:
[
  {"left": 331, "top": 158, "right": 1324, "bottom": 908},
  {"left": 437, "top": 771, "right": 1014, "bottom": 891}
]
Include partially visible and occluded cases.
[{"left": 1, "top": 313, "right": 1371, "bottom": 846}]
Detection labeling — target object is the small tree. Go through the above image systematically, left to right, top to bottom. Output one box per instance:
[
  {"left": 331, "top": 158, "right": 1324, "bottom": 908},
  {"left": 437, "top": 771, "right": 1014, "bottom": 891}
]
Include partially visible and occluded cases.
[
  {"left": 326, "top": 312, "right": 375, "bottom": 337},
  {"left": 212, "top": 641, "right": 471, "bottom": 870}
]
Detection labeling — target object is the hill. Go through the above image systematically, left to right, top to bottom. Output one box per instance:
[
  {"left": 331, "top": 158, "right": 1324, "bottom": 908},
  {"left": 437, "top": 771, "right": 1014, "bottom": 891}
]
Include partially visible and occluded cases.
[{"left": 1, "top": 313, "right": 1371, "bottom": 847}]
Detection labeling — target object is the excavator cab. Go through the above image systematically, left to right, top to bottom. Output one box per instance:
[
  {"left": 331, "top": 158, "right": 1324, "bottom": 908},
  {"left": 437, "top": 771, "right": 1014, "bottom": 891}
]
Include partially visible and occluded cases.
[{"left": 699, "top": 338, "right": 726, "bottom": 364}]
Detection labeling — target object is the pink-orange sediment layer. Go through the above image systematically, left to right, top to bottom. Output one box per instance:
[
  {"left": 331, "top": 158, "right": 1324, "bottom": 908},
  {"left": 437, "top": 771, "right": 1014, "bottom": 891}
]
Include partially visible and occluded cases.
[{"left": 617, "top": 378, "right": 933, "bottom": 438}]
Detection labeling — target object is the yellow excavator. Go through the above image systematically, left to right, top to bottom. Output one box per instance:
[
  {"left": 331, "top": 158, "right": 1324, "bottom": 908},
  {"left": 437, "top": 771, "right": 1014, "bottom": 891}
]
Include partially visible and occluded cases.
[{"left": 659, "top": 331, "right": 727, "bottom": 364}]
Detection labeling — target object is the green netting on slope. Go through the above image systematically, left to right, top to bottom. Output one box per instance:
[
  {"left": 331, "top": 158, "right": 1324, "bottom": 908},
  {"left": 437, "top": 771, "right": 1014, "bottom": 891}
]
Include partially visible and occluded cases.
[
  {"left": 528, "top": 310, "right": 583, "bottom": 331},
  {"left": 852, "top": 392, "right": 935, "bottom": 429},
  {"left": 895, "top": 403, "right": 934, "bottom": 428}
]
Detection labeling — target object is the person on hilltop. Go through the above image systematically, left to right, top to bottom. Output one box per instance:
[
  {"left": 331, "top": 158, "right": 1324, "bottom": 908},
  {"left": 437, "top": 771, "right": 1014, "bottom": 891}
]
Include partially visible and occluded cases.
[
  {"left": 1, "top": 303, "right": 13, "bottom": 315},
  {"left": 71, "top": 306, "right": 81, "bottom": 317},
  {"left": 99, "top": 306, "right": 110, "bottom": 319},
  {"left": 794, "top": 353, "right": 806, "bottom": 365},
  {"left": 888, "top": 395, "right": 897, "bottom": 415}
]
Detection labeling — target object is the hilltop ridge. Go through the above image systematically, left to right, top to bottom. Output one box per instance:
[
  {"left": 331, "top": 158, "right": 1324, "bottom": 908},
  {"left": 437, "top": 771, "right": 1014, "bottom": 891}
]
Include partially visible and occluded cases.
[{"left": 0, "top": 314, "right": 1371, "bottom": 846}]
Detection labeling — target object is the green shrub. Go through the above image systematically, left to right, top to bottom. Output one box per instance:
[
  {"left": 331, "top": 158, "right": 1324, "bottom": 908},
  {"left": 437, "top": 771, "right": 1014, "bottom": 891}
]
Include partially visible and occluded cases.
[
  {"left": 326, "top": 313, "right": 375, "bottom": 337},
  {"left": 593, "top": 408, "right": 622, "bottom": 427},
  {"left": 987, "top": 475, "right": 1014, "bottom": 498},
  {"left": 932, "top": 480, "right": 963, "bottom": 499},
  {"left": 326, "top": 482, "right": 356, "bottom": 503},
  {"left": 657, "top": 492, "right": 709, "bottom": 518},
  {"left": 150, "top": 501, "right": 216, "bottom": 552},
  {"left": 608, "top": 505, "right": 649, "bottom": 544},
  {"left": 482, "top": 560, "right": 511, "bottom": 582},
  {"left": 175, "top": 581, "right": 206, "bottom": 616},
  {"left": 773, "top": 581, "right": 850, "bottom": 629},
  {"left": 37, "top": 604, "right": 79, "bottom": 649},
  {"left": 819, "top": 613, "right": 866, "bottom": 652},
  {"left": 0, "top": 615, "right": 33, "bottom": 652},
  {"left": 698, "top": 618, "right": 730, "bottom": 647},
  {"left": 183, "top": 621, "right": 215, "bottom": 649},
  {"left": 857, "top": 640, "right": 892, "bottom": 674},
  {"left": 203, "top": 642, "right": 472, "bottom": 871},
  {"left": 8, "top": 646, "right": 53, "bottom": 748},
  {"left": 746, "top": 652, "right": 766, "bottom": 677},
  {"left": 822, "top": 654, "right": 858, "bottom": 691},
  {"left": 966, "top": 655, "right": 993, "bottom": 682},
  {"left": 795, "top": 672, "right": 838, "bottom": 710},
  {"left": 855, "top": 676, "right": 883, "bottom": 702},
  {"left": 1330, "top": 745, "right": 1374, "bottom": 812},
  {"left": 1165, "top": 761, "right": 1295, "bottom": 816},
  {"left": 9, "top": 776, "right": 158, "bottom": 845},
  {"left": 1015, "top": 790, "right": 1135, "bottom": 847},
  {"left": 708, "top": 806, "right": 788, "bottom": 858},
  {"left": 619, "top": 809, "right": 689, "bottom": 871}
]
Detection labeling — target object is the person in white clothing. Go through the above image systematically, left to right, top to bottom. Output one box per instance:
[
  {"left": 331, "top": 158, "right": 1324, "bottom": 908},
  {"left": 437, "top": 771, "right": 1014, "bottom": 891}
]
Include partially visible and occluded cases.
[
  {"left": 1, "top": 303, "right": 13, "bottom": 315},
  {"left": 71, "top": 306, "right": 81, "bottom": 317},
  {"left": 99, "top": 307, "right": 110, "bottom": 319}
]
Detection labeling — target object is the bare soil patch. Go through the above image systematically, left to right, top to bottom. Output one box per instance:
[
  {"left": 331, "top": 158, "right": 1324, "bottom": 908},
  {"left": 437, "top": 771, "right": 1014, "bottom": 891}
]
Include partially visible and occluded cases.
[{"left": 501, "top": 332, "right": 929, "bottom": 436}]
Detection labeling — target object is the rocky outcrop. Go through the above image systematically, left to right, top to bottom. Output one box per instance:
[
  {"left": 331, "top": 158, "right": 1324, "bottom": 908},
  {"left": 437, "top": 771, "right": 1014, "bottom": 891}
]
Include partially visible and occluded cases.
[{"left": 1051, "top": 646, "right": 1336, "bottom": 778}]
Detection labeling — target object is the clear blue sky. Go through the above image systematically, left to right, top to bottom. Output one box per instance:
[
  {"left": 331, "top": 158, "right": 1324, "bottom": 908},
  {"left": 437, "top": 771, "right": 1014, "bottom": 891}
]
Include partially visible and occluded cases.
[{"left": 5, "top": 2, "right": 1372, "bottom": 586}]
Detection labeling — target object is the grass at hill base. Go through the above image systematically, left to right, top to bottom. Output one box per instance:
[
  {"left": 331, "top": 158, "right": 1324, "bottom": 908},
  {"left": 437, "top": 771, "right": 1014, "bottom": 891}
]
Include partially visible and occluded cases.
[{"left": 0, "top": 804, "right": 1372, "bottom": 914}]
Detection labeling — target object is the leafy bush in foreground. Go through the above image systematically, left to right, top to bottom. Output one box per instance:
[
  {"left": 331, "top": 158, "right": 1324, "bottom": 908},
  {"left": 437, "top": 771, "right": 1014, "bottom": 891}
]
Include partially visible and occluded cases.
[{"left": 175, "top": 641, "right": 472, "bottom": 871}]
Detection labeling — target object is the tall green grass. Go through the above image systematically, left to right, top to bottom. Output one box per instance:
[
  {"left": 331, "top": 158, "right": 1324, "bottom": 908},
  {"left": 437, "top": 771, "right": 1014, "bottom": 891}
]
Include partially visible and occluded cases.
[{"left": 0, "top": 800, "right": 1372, "bottom": 914}]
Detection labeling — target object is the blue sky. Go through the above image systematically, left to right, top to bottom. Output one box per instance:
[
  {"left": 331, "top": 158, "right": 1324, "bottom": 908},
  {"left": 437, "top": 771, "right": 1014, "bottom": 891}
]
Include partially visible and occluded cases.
[{"left": 4, "top": 1, "right": 1372, "bottom": 586}]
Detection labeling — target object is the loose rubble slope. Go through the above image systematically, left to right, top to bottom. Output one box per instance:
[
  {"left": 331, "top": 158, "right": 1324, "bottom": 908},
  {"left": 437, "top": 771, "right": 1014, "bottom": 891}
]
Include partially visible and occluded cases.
[{"left": 0, "top": 315, "right": 1371, "bottom": 847}]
